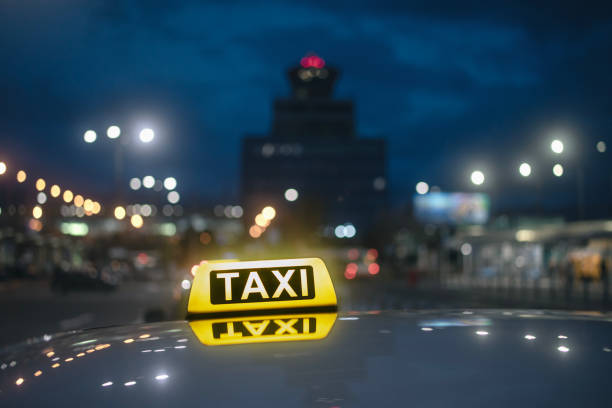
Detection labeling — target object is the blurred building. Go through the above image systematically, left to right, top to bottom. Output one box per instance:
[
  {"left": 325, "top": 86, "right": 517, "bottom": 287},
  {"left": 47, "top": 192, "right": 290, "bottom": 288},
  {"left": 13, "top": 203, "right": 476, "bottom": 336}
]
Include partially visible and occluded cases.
[{"left": 242, "top": 54, "right": 387, "bottom": 236}]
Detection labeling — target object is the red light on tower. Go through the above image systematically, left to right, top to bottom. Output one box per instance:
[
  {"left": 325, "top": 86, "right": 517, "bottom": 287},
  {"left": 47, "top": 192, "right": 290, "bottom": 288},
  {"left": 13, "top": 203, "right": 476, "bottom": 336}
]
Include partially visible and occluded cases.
[{"left": 300, "top": 54, "right": 325, "bottom": 69}]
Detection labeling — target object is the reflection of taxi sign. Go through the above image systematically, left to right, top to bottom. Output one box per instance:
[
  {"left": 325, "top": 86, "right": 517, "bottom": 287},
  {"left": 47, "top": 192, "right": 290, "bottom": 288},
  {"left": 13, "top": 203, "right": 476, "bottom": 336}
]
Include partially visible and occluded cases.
[
  {"left": 187, "top": 258, "right": 337, "bottom": 315},
  {"left": 189, "top": 313, "right": 337, "bottom": 345}
]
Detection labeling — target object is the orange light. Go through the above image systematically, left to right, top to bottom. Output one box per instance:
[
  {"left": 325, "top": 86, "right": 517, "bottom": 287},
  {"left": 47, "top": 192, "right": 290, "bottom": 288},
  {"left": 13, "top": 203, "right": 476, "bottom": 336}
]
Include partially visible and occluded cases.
[
  {"left": 16, "top": 170, "right": 27, "bottom": 183},
  {"left": 35, "top": 178, "right": 46, "bottom": 191},
  {"left": 50, "top": 184, "right": 61, "bottom": 198},
  {"left": 63, "top": 190, "right": 73, "bottom": 203},
  {"left": 74, "top": 195, "right": 84, "bottom": 207},
  {"left": 83, "top": 199, "right": 94, "bottom": 212},
  {"left": 92, "top": 201, "right": 101, "bottom": 214},
  {"left": 29, "top": 219, "right": 43, "bottom": 231},
  {"left": 249, "top": 225, "right": 263, "bottom": 238},
  {"left": 199, "top": 232, "right": 212, "bottom": 245},
  {"left": 190, "top": 265, "right": 199, "bottom": 276},
  {"left": 139, "top": 334, "right": 150, "bottom": 339},
  {"left": 123, "top": 338, "right": 134, "bottom": 344},
  {"left": 86, "top": 349, "right": 94, "bottom": 354},
  {"left": 46, "top": 351, "right": 55, "bottom": 358},
  {"left": 76, "top": 353, "right": 85, "bottom": 357},
  {"left": 65, "top": 357, "right": 74, "bottom": 362},
  {"left": 51, "top": 363, "right": 60, "bottom": 368},
  {"left": 34, "top": 370, "right": 42, "bottom": 377},
  {"left": 16, "top": 378, "right": 24, "bottom": 386}
]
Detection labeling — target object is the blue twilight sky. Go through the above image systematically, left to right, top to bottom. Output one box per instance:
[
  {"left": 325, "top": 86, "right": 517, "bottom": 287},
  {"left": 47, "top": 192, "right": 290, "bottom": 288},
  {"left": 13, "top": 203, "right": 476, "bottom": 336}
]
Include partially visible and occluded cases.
[{"left": 1, "top": 1, "right": 611, "bottom": 215}]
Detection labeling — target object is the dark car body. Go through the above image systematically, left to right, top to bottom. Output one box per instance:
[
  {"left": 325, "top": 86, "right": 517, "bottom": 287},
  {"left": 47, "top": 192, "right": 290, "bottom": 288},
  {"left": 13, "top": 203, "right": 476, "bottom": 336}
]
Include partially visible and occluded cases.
[{"left": 1, "top": 310, "right": 611, "bottom": 407}]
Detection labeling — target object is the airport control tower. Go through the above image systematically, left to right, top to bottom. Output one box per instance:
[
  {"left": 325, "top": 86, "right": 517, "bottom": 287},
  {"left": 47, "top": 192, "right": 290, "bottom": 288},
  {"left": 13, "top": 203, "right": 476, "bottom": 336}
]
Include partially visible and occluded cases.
[{"left": 241, "top": 54, "right": 387, "bottom": 239}]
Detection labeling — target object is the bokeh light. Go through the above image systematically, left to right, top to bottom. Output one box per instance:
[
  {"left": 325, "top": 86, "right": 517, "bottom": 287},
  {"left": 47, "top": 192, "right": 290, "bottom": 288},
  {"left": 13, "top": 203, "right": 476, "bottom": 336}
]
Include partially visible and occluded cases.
[
  {"left": 107, "top": 125, "right": 121, "bottom": 139},
  {"left": 139, "top": 128, "right": 155, "bottom": 143},
  {"left": 83, "top": 130, "right": 97, "bottom": 143},
  {"left": 551, "top": 139, "right": 564, "bottom": 154},
  {"left": 596, "top": 141, "right": 607, "bottom": 153},
  {"left": 0, "top": 161, "right": 6, "bottom": 175},
  {"left": 519, "top": 162, "right": 531, "bottom": 177},
  {"left": 553, "top": 163, "right": 564, "bottom": 177},
  {"left": 16, "top": 170, "right": 26, "bottom": 183},
  {"left": 470, "top": 170, "right": 485, "bottom": 186},
  {"left": 142, "top": 176, "right": 155, "bottom": 189},
  {"left": 163, "top": 177, "right": 177, "bottom": 190},
  {"left": 35, "top": 178, "right": 46, "bottom": 191},
  {"left": 130, "top": 178, "right": 142, "bottom": 190},
  {"left": 415, "top": 181, "right": 429, "bottom": 195},
  {"left": 50, "top": 184, "right": 61, "bottom": 198},
  {"left": 284, "top": 188, "right": 299, "bottom": 201},
  {"left": 63, "top": 190, "right": 74, "bottom": 203},
  {"left": 167, "top": 191, "right": 180, "bottom": 204},
  {"left": 36, "top": 192, "right": 47, "bottom": 204},
  {"left": 74, "top": 195, "right": 84, "bottom": 207},
  {"left": 83, "top": 199, "right": 94, "bottom": 212},
  {"left": 230, "top": 205, "right": 243, "bottom": 218},
  {"left": 32, "top": 206, "right": 43, "bottom": 219},
  {"left": 114, "top": 206, "right": 126, "bottom": 220},
  {"left": 262, "top": 206, "right": 276, "bottom": 220},
  {"left": 254, "top": 213, "right": 268, "bottom": 227},
  {"left": 130, "top": 214, "right": 144, "bottom": 228},
  {"left": 249, "top": 225, "right": 263, "bottom": 238}
]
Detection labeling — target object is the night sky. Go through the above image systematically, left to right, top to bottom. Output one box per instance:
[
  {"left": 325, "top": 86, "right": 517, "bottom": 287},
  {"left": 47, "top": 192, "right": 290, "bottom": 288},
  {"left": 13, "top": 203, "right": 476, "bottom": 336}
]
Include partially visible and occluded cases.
[{"left": 2, "top": 1, "right": 611, "bottom": 216}]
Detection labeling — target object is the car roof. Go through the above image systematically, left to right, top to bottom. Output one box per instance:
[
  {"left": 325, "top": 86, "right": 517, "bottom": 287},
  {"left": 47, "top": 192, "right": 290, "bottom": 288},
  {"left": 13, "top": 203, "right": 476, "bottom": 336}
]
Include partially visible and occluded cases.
[{"left": 1, "top": 310, "right": 611, "bottom": 407}]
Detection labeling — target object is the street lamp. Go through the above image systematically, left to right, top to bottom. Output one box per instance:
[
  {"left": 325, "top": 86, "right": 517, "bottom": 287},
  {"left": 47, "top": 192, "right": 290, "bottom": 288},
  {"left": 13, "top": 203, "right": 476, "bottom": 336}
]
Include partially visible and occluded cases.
[
  {"left": 107, "top": 125, "right": 121, "bottom": 139},
  {"left": 139, "top": 128, "right": 154, "bottom": 143},
  {"left": 83, "top": 130, "right": 97, "bottom": 143},
  {"left": 550, "top": 139, "right": 564, "bottom": 154},
  {"left": 519, "top": 162, "right": 531, "bottom": 177},
  {"left": 470, "top": 170, "right": 485, "bottom": 186},
  {"left": 415, "top": 181, "right": 429, "bottom": 195}
]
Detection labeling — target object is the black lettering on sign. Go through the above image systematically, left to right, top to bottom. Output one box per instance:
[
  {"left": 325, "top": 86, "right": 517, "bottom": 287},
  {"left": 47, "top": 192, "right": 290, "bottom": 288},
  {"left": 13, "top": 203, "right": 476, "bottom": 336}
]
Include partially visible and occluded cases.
[
  {"left": 210, "top": 266, "right": 315, "bottom": 304},
  {"left": 212, "top": 318, "right": 317, "bottom": 339}
]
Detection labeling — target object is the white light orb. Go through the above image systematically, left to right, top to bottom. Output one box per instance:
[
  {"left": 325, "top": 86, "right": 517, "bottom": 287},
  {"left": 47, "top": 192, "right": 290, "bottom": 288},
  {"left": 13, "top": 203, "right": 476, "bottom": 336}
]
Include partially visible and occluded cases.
[
  {"left": 107, "top": 125, "right": 121, "bottom": 139},
  {"left": 139, "top": 128, "right": 154, "bottom": 143},
  {"left": 83, "top": 130, "right": 97, "bottom": 143},
  {"left": 551, "top": 139, "right": 564, "bottom": 154},
  {"left": 519, "top": 162, "right": 531, "bottom": 177},
  {"left": 470, "top": 170, "right": 485, "bottom": 186},
  {"left": 142, "top": 176, "right": 155, "bottom": 189},
  {"left": 163, "top": 177, "right": 177, "bottom": 190},
  {"left": 415, "top": 181, "right": 429, "bottom": 195},
  {"left": 284, "top": 188, "right": 299, "bottom": 202}
]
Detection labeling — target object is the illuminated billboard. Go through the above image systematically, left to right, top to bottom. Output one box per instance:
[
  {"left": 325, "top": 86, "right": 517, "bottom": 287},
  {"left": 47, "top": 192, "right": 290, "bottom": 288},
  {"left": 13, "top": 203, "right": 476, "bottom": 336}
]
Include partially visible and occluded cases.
[{"left": 413, "top": 192, "right": 490, "bottom": 225}]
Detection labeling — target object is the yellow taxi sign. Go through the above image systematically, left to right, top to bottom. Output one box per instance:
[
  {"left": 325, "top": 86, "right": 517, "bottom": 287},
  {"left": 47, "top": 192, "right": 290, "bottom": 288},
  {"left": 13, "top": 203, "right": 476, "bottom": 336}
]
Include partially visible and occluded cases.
[
  {"left": 187, "top": 258, "right": 337, "bottom": 315},
  {"left": 189, "top": 313, "right": 337, "bottom": 346}
]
